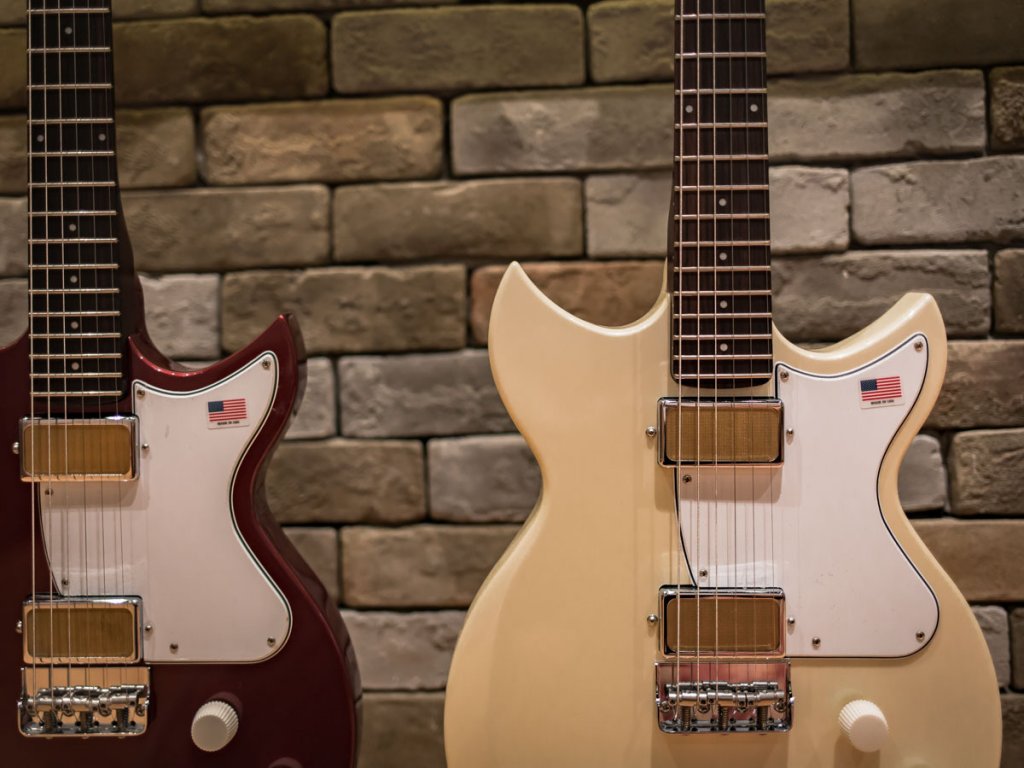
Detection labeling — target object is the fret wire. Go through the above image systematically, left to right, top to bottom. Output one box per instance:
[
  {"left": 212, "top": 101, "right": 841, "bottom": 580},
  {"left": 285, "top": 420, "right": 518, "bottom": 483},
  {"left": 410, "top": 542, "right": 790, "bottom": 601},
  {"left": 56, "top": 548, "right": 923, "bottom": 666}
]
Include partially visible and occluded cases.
[
  {"left": 28, "top": 9, "right": 112, "bottom": 15},
  {"left": 29, "top": 47, "right": 112, "bottom": 54},
  {"left": 678, "top": 51, "right": 767, "bottom": 58},
  {"left": 28, "top": 84, "right": 112, "bottom": 90},
  {"left": 680, "top": 122, "right": 767, "bottom": 129},
  {"left": 30, "top": 264, "right": 120, "bottom": 270},
  {"left": 674, "top": 312, "right": 773, "bottom": 319},
  {"left": 31, "top": 333, "right": 122, "bottom": 340},
  {"left": 675, "top": 333, "right": 773, "bottom": 340}
]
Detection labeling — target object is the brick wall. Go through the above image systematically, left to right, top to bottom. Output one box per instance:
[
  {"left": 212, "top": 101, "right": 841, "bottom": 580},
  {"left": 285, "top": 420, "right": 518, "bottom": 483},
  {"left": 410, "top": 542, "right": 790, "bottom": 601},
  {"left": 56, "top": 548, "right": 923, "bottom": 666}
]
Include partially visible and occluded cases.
[{"left": 0, "top": 0, "right": 1022, "bottom": 764}]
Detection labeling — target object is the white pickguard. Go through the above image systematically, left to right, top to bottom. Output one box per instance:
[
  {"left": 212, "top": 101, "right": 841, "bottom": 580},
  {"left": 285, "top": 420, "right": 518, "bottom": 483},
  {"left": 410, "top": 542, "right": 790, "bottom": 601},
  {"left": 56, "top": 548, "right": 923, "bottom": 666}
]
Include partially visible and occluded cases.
[
  {"left": 676, "top": 334, "right": 938, "bottom": 658},
  {"left": 40, "top": 354, "right": 292, "bottom": 663}
]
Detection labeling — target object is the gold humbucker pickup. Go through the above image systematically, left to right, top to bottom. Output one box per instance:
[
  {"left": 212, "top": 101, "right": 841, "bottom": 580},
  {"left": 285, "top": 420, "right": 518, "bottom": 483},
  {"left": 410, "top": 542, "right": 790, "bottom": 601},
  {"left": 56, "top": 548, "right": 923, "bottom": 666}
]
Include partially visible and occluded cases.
[
  {"left": 658, "top": 398, "right": 783, "bottom": 465},
  {"left": 20, "top": 416, "right": 138, "bottom": 481},
  {"left": 660, "top": 587, "right": 785, "bottom": 657},
  {"left": 22, "top": 597, "right": 142, "bottom": 665}
]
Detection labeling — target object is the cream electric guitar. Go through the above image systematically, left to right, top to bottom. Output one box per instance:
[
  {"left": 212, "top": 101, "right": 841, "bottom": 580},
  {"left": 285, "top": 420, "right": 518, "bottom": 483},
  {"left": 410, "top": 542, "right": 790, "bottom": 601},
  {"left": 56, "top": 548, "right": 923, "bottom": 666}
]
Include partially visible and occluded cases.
[{"left": 444, "top": 1, "right": 1002, "bottom": 765}]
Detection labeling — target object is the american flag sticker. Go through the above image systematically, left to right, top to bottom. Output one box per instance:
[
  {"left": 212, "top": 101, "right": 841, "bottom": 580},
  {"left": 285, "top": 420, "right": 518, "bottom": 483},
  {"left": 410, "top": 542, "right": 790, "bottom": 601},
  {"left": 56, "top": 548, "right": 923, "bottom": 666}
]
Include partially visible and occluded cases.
[
  {"left": 859, "top": 376, "right": 904, "bottom": 409},
  {"left": 207, "top": 397, "right": 249, "bottom": 429}
]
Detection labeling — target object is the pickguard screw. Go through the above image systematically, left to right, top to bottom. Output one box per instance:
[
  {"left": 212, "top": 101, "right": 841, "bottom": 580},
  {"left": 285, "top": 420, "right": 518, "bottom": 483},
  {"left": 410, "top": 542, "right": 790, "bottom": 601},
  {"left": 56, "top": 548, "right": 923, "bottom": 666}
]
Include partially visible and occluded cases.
[
  {"left": 914, "top": 341, "right": 924, "bottom": 352},
  {"left": 262, "top": 358, "right": 272, "bottom": 370},
  {"left": 780, "top": 371, "right": 790, "bottom": 382},
  {"left": 137, "top": 390, "right": 145, "bottom": 399},
  {"left": 645, "top": 426, "right": 657, "bottom": 438},
  {"left": 785, "top": 428, "right": 794, "bottom": 437},
  {"left": 11, "top": 441, "right": 18, "bottom": 455},
  {"left": 142, "top": 443, "right": 150, "bottom": 452},
  {"left": 683, "top": 474, "right": 692, "bottom": 484},
  {"left": 44, "top": 489, "right": 53, "bottom": 496},
  {"left": 699, "top": 569, "right": 708, "bottom": 578},
  {"left": 60, "top": 578, "right": 68, "bottom": 587},
  {"left": 646, "top": 614, "right": 659, "bottom": 626},
  {"left": 787, "top": 617, "right": 795, "bottom": 626},
  {"left": 15, "top": 620, "right": 23, "bottom": 634},
  {"left": 144, "top": 624, "right": 153, "bottom": 633},
  {"left": 916, "top": 631, "right": 926, "bottom": 642},
  {"left": 267, "top": 637, "right": 276, "bottom": 647},
  {"left": 811, "top": 637, "right": 821, "bottom": 648},
  {"left": 169, "top": 642, "right": 179, "bottom": 652}
]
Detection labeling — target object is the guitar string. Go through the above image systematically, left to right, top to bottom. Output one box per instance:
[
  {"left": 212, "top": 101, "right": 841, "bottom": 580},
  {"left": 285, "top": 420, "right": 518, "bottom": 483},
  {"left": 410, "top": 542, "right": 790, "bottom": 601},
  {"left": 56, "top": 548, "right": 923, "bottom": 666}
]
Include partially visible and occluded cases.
[
  {"left": 26, "top": 0, "right": 38, "bottom": 703},
  {"left": 673, "top": 0, "right": 684, "bottom": 717},
  {"left": 693, "top": 0, "right": 704, "bottom": 703},
  {"left": 711, "top": 0, "right": 721, "bottom": 706}
]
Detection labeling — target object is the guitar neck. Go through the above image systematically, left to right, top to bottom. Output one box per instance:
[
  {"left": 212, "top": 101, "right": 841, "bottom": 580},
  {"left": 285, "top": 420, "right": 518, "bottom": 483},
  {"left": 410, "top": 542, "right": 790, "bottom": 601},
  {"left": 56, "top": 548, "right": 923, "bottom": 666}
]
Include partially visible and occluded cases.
[
  {"left": 27, "top": 0, "right": 136, "bottom": 405},
  {"left": 670, "top": 0, "right": 773, "bottom": 390}
]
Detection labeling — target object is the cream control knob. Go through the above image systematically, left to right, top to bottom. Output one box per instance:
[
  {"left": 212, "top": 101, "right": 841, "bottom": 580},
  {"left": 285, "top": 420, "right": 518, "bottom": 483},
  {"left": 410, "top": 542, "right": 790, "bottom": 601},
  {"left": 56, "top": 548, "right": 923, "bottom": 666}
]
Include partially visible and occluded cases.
[
  {"left": 839, "top": 699, "right": 888, "bottom": 752},
  {"left": 191, "top": 700, "right": 239, "bottom": 753}
]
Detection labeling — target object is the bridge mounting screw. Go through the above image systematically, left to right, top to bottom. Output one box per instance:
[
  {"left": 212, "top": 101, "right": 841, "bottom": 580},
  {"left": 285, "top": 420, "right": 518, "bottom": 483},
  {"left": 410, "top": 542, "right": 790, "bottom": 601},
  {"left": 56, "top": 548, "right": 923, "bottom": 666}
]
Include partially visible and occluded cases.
[
  {"left": 914, "top": 340, "right": 924, "bottom": 352},
  {"left": 780, "top": 371, "right": 790, "bottom": 382},
  {"left": 645, "top": 426, "right": 657, "bottom": 438},
  {"left": 10, "top": 441, "right": 18, "bottom": 455},
  {"left": 683, "top": 474, "right": 692, "bottom": 484},
  {"left": 646, "top": 614, "right": 659, "bottom": 626},
  {"left": 15, "top": 620, "right": 22, "bottom": 634},
  {"left": 915, "top": 631, "right": 926, "bottom": 642},
  {"left": 811, "top": 637, "right": 821, "bottom": 648}
]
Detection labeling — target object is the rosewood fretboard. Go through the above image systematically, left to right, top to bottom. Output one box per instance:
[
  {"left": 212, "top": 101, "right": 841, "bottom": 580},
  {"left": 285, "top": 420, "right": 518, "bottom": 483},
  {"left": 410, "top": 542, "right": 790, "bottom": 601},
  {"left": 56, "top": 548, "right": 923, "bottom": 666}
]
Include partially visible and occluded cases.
[
  {"left": 27, "top": 0, "right": 131, "bottom": 406},
  {"left": 670, "top": 0, "right": 773, "bottom": 389}
]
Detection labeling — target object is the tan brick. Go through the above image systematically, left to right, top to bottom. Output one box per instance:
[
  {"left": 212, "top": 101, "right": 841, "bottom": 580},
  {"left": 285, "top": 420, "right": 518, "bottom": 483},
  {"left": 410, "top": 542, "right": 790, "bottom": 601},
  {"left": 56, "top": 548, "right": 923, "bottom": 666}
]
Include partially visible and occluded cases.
[
  {"left": 0, "top": 0, "right": 21, "bottom": 26},
  {"left": 116, "top": 0, "right": 200, "bottom": 18},
  {"left": 205, "top": 0, "right": 454, "bottom": 10},
  {"left": 588, "top": 0, "right": 849, "bottom": 82},
  {"left": 854, "top": 0, "right": 1024, "bottom": 70},
  {"left": 332, "top": 6, "right": 584, "bottom": 94},
  {"left": 114, "top": 16, "right": 327, "bottom": 106},
  {"left": 0, "top": 28, "right": 24, "bottom": 109},
  {"left": 992, "top": 67, "right": 1024, "bottom": 151},
  {"left": 770, "top": 71, "right": 986, "bottom": 163},
  {"left": 452, "top": 85, "right": 672, "bottom": 175},
  {"left": 202, "top": 98, "right": 442, "bottom": 185},
  {"left": 117, "top": 108, "right": 197, "bottom": 189},
  {"left": 0, "top": 116, "right": 20, "bottom": 195},
  {"left": 853, "top": 157, "right": 1024, "bottom": 246},
  {"left": 333, "top": 178, "right": 583, "bottom": 263},
  {"left": 125, "top": 186, "right": 330, "bottom": 272},
  {"left": 0, "top": 197, "right": 25, "bottom": 277},
  {"left": 773, "top": 250, "right": 990, "bottom": 342},
  {"left": 995, "top": 250, "right": 1024, "bottom": 334},
  {"left": 470, "top": 260, "right": 663, "bottom": 344},
  {"left": 222, "top": 265, "right": 465, "bottom": 355},
  {"left": 139, "top": 274, "right": 220, "bottom": 359},
  {"left": 0, "top": 278, "right": 25, "bottom": 347},
  {"left": 930, "top": 342, "right": 1024, "bottom": 430},
  {"left": 339, "top": 350, "right": 513, "bottom": 438},
  {"left": 286, "top": 357, "right": 336, "bottom": 440},
  {"left": 950, "top": 429, "right": 1024, "bottom": 517},
  {"left": 897, "top": 434, "right": 947, "bottom": 513},
  {"left": 428, "top": 435, "right": 540, "bottom": 523},
  {"left": 267, "top": 439, "right": 425, "bottom": 525},
  {"left": 914, "top": 519, "right": 1024, "bottom": 602},
  {"left": 341, "top": 525, "right": 517, "bottom": 608},
  {"left": 284, "top": 527, "right": 339, "bottom": 606},
  {"left": 972, "top": 606, "right": 1011, "bottom": 689},
  {"left": 1012, "top": 609, "right": 1024, "bottom": 690},
  {"left": 341, "top": 610, "right": 463, "bottom": 690},
  {"left": 361, "top": 692, "right": 446, "bottom": 768},
  {"left": 1005, "top": 695, "right": 1024, "bottom": 768}
]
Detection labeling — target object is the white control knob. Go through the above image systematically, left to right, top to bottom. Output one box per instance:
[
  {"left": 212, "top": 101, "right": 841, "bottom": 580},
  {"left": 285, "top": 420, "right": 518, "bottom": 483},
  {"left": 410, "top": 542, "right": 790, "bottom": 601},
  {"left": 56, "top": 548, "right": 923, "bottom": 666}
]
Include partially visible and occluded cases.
[
  {"left": 839, "top": 699, "right": 888, "bottom": 752},
  {"left": 191, "top": 700, "right": 239, "bottom": 753}
]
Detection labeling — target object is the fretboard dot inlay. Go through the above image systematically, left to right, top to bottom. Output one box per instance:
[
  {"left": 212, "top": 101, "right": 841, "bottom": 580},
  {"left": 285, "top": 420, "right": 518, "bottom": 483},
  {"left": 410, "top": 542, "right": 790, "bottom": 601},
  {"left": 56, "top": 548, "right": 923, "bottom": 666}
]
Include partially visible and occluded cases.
[
  {"left": 750, "top": 103, "right": 759, "bottom": 112},
  {"left": 685, "top": 104, "right": 694, "bottom": 113},
  {"left": 98, "top": 133, "right": 107, "bottom": 141},
  {"left": 35, "top": 135, "right": 43, "bottom": 143},
  {"left": 718, "top": 198, "right": 727, "bottom": 207},
  {"left": 68, "top": 223, "right": 77, "bottom": 232},
  {"left": 719, "top": 252, "right": 728, "bottom": 261},
  {"left": 69, "top": 276, "right": 78, "bottom": 284},
  {"left": 720, "top": 300, "right": 728, "bottom": 308},
  {"left": 70, "top": 321, "right": 79, "bottom": 329},
  {"left": 720, "top": 343, "right": 729, "bottom": 352},
  {"left": 71, "top": 362, "right": 80, "bottom": 371}
]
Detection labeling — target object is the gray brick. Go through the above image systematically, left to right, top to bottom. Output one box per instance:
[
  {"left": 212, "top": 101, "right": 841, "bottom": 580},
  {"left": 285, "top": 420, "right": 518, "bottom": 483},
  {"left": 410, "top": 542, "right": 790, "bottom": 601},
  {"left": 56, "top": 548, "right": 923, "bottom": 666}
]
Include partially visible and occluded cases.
[
  {"left": 116, "top": 0, "right": 200, "bottom": 18},
  {"left": 207, "top": 1, "right": 454, "bottom": 10},
  {"left": 332, "top": 6, "right": 584, "bottom": 94},
  {"left": 992, "top": 67, "right": 1024, "bottom": 150},
  {"left": 770, "top": 71, "right": 986, "bottom": 163},
  {"left": 202, "top": 98, "right": 442, "bottom": 185},
  {"left": 116, "top": 108, "right": 197, "bottom": 189},
  {"left": 0, "top": 116, "right": 20, "bottom": 195},
  {"left": 853, "top": 157, "right": 1024, "bottom": 246},
  {"left": 767, "top": 167, "right": 849, "bottom": 254},
  {"left": 333, "top": 178, "right": 583, "bottom": 263},
  {"left": 125, "top": 186, "right": 330, "bottom": 272},
  {"left": 0, "top": 197, "right": 25, "bottom": 277},
  {"left": 773, "top": 250, "right": 990, "bottom": 342},
  {"left": 995, "top": 250, "right": 1024, "bottom": 334},
  {"left": 138, "top": 274, "right": 220, "bottom": 359},
  {"left": 0, "top": 279, "right": 25, "bottom": 347},
  {"left": 930, "top": 342, "right": 1024, "bottom": 430},
  {"left": 339, "top": 350, "right": 513, "bottom": 438},
  {"left": 286, "top": 357, "right": 336, "bottom": 440},
  {"left": 950, "top": 429, "right": 1024, "bottom": 517},
  {"left": 897, "top": 434, "right": 947, "bottom": 513},
  {"left": 428, "top": 435, "right": 540, "bottom": 523},
  {"left": 268, "top": 439, "right": 425, "bottom": 525},
  {"left": 914, "top": 520, "right": 1024, "bottom": 602},
  {"left": 284, "top": 527, "right": 339, "bottom": 606},
  {"left": 972, "top": 606, "right": 1011, "bottom": 689},
  {"left": 1012, "top": 608, "right": 1024, "bottom": 690},
  {"left": 340, "top": 610, "right": 463, "bottom": 690},
  {"left": 361, "top": 692, "right": 446, "bottom": 768},
  {"left": 1006, "top": 695, "right": 1024, "bottom": 768}
]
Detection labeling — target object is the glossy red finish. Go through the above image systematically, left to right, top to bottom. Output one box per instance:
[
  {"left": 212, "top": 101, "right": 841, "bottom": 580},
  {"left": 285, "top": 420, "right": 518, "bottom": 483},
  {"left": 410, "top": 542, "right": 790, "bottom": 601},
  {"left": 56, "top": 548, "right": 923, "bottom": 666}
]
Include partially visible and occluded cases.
[{"left": 0, "top": 317, "right": 361, "bottom": 767}]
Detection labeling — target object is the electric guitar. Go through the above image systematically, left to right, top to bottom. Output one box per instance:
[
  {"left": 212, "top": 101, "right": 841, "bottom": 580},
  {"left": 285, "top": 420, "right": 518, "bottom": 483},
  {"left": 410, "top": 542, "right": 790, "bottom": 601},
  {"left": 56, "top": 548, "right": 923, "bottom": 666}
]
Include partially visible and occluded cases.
[
  {"left": 444, "top": 1, "right": 1001, "bottom": 765},
  {"left": 1, "top": 2, "right": 360, "bottom": 765}
]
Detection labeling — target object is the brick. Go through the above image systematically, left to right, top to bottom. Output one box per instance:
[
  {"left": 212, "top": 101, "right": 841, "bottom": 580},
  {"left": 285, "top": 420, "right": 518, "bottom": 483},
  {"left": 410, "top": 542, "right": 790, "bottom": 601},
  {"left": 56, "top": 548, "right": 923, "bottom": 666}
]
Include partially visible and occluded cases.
[
  {"left": 0, "top": 0, "right": 21, "bottom": 26},
  {"left": 116, "top": 0, "right": 200, "bottom": 18},
  {"left": 207, "top": 0, "right": 455, "bottom": 9},
  {"left": 588, "top": 0, "right": 849, "bottom": 82},
  {"left": 854, "top": 0, "right": 1024, "bottom": 70},
  {"left": 332, "top": 6, "right": 584, "bottom": 94},
  {"left": 114, "top": 16, "right": 327, "bottom": 106},
  {"left": 0, "top": 28, "right": 24, "bottom": 110},
  {"left": 992, "top": 68, "right": 1024, "bottom": 150},
  {"left": 770, "top": 71, "right": 986, "bottom": 163},
  {"left": 452, "top": 85, "right": 672, "bottom": 176},
  {"left": 202, "top": 98, "right": 442, "bottom": 185},
  {"left": 116, "top": 109, "right": 197, "bottom": 189},
  {"left": 0, "top": 116, "right": 21, "bottom": 195},
  {"left": 853, "top": 157, "right": 1024, "bottom": 246},
  {"left": 766, "top": 167, "right": 849, "bottom": 254},
  {"left": 333, "top": 178, "right": 583, "bottom": 263},
  {"left": 124, "top": 186, "right": 330, "bottom": 272},
  {"left": 0, "top": 197, "right": 25, "bottom": 277},
  {"left": 773, "top": 250, "right": 990, "bottom": 342},
  {"left": 995, "top": 250, "right": 1024, "bottom": 334},
  {"left": 470, "top": 260, "right": 663, "bottom": 344},
  {"left": 221, "top": 265, "right": 465, "bottom": 355},
  {"left": 138, "top": 274, "right": 220, "bottom": 359},
  {"left": 0, "top": 279, "right": 25, "bottom": 347},
  {"left": 930, "top": 342, "right": 1024, "bottom": 430},
  {"left": 339, "top": 350, "right": 513, "bottom": 438},
  {"left": 286, "top": 357, "right": 336, "bottom": 440},
  {"left": 950, "top": 429, "right": 1024, "bottom": 517},
  {"left": 897, "top": 434, "right": 947, "bottom": 513},
  {"left": 428, "top": 435, "right": 540, "bottom": 523},
  {"left": 267, "top": 439, "right": 425, "bottom": 525},
  {"left": 913, "top": 520, "right": 1024, "bottom": 602},
  {"left": 341, "top": 525, "right": 518, "bottom": 608},
  {"left": 283, "top": 527, "right": 339, "bottom": 606},
  {"left": 972, "top": 606, "right": 1011, "bottom": 689},
  {"left": 1012, "top": 608, "right": 1024, "bottom": 690},
  {"left": 340, "top": 610, "right": 463, "bottom": 690},
  {"left": 361, "top": 692, "right": 446, "bottom": 768},
  {"left": 1005, "top": 695, "right": 1024, "bottom": 768}
]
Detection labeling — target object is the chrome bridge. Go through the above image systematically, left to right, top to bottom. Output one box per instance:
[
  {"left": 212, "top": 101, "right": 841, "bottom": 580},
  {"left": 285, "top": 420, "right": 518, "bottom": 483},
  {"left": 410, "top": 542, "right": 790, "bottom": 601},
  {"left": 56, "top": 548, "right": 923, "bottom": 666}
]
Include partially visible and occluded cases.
[
  {"left": 655, "top": 662, "right": 793, "bottom": 733},
  {"left": 19, "top": 666, "right": 150, "bottom": 737}
]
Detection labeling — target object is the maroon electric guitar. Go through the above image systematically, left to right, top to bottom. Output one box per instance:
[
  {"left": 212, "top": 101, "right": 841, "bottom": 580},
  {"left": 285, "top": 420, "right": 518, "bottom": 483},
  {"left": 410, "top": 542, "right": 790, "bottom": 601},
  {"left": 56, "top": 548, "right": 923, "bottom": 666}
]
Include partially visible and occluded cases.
[{"left": 1, "top": 1, "right": 360, "bottom": 765}]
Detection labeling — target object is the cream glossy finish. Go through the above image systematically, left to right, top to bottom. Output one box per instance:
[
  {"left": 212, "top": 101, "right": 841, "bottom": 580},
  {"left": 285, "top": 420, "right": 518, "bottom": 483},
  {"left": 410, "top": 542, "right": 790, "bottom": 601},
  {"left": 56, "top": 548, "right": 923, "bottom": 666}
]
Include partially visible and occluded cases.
[{"left": 444, "top": 263, "right": 1001, "bottom": 768}]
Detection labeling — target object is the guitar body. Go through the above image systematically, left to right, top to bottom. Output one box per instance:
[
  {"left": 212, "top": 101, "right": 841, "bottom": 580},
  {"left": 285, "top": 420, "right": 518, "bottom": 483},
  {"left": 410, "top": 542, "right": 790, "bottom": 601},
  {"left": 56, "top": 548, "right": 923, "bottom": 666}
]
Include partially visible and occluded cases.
[
  {"left": 444, "top": 264, "right": 1001, "bottom": 767},
  {"left": 0, "top": 317, "right": 360, "bottom": 767}
]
